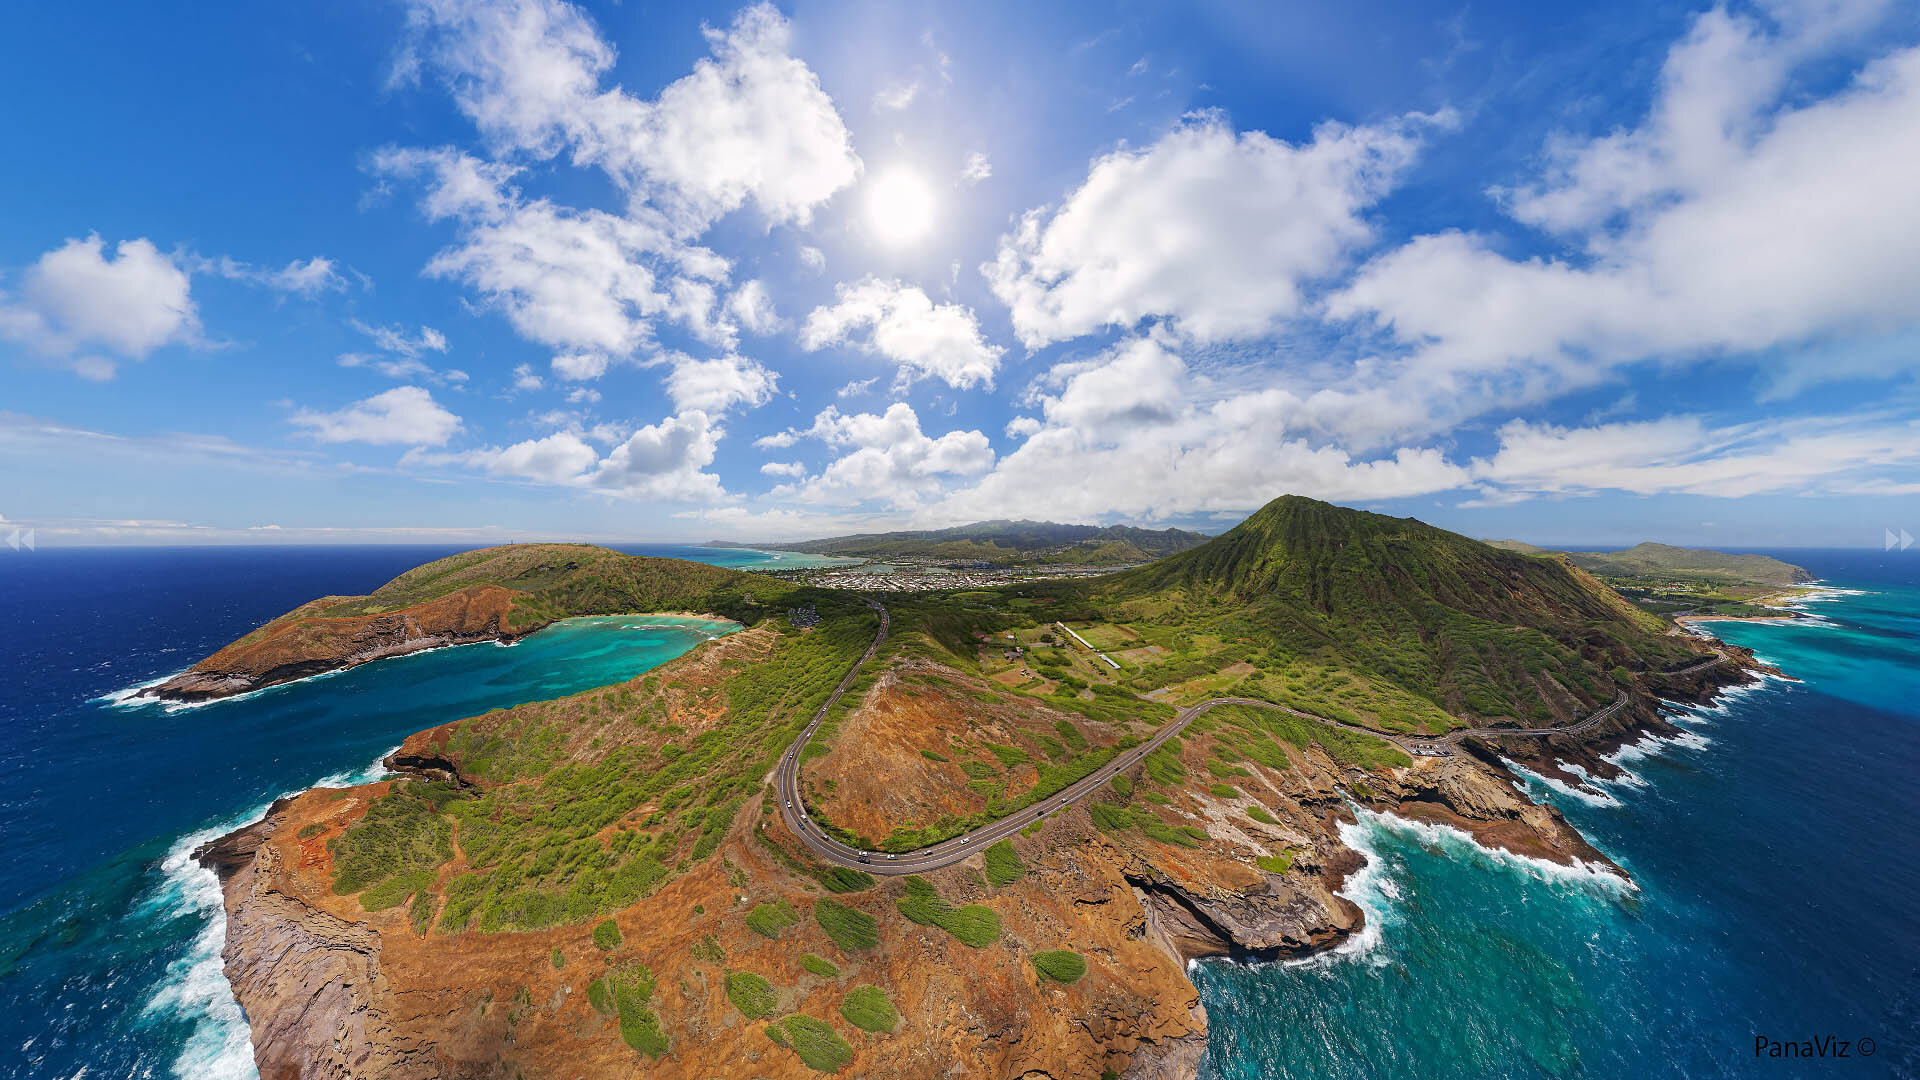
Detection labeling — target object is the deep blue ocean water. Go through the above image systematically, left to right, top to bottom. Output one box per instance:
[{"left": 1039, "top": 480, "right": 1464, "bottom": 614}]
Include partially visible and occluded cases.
[
  {"left": 0, "top": 544, "right": 814, "bottom": 1080},
  {"left": 1, "top": 545, "right": 1913, "bottom": 1079},
  {"left": 1196, "top": 549, "right": 1920, "bottom": 1080}
]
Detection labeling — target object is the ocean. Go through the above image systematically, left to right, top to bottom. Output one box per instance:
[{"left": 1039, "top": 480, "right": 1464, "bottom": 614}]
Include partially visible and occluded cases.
[
  {"left": 0, "top": 545, "right": 1913, "bottom": 1079},
  {"left": 1195, "top": 549, "right": 1920, "bottom": 1080}
]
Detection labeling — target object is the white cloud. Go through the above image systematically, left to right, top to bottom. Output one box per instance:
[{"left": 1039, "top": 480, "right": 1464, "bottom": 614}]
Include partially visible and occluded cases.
[
  {"left": 404, "top": 0, "right": 860, "bottom": 233},
  {"left": 1328, "top": 5, "right": 1920, "bottom": 408},
  {"left": 872, "top": 79, "right": 920, "bottom": 112},
  {"left": 985, "top": 109, "right": 1450, "bottom": 348},
  {"left": 378, "top": 146, "right": 699, "bottom": 359},
  {"left": 959, "top": 151, "right": 992, "bottom": 185},
  {"left": 0, "top": 235, "right": 198, "bottom": 379},
  {"left": 797, "top": 245, "right": 826, "bottom": 274},
  {"left": 208, "top": 254, "right": 349, "bottom": 296},
  {"left": 800, "top": 277, "right": 1003, "bottom": 390},
  {"left": 725, "top": 279, "right": 781, "bottom": 335},
  {"left": 354, "top": 320, "right": 448, "bottom": 358},
  {"left": 927, "top": 338, "right": 1471, "bottom": 523},
  {"left": 549, "top": 351, "right": 609, "bottom": 381},
  {"left": 664, "top": 353, "right": 779, "bottom": 414},
  {"left": 512, "top": 362, "right": 545, "bottom": 390},
  {"left": 836, "top": 376, "right": 876, "bottom": 398},
  {"left": 290, "top": 386, "right": 463, "bottom": 446},
  {"left": 768, "top": 402, "right": 993, "bottom": 507},
  {"left": 424, "top": 409, "right": 726, "bottom": 501},
  {"left": 1472, "top": 414, "right": 1920, "bottom": 498},
  {"left": 760, "top": 460, "right": 806, "bottom": 477}
]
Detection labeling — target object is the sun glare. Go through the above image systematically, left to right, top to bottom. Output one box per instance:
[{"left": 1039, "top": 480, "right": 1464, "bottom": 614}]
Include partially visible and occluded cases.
[{"left": 865, "top": 168, "right": 936, "bottom": 245}]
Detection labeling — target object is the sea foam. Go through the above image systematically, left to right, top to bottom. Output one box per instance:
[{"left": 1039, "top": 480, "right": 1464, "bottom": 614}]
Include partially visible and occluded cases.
[{"left": 134, "top": 747, "right": 396, "bottom": 1080}]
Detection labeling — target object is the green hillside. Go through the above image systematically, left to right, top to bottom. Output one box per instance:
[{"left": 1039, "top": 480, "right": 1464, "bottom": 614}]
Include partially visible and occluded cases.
[
  {"left": 1064, "top": 496, "right": 1700, "bottom": 727},
  {"left": 718, "top": 520, "right": 1209, "bottom": 563},
  {"left": 312, "top": 543, "right": 792, "bottom": 626}
]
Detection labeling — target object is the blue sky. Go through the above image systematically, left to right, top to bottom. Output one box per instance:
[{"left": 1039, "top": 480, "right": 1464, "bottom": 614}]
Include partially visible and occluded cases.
[{"left": 4, "top": 0, "right": 1920, "bottom": 548}]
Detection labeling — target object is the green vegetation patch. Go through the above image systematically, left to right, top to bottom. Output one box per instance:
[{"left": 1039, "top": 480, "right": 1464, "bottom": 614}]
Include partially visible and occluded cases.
[
  {"left": 919, "top": 748, "right": 948, "bottom": 762},
  {"left": 958, "top": 760, "right": 998, "bottom": 780},
  {"left": 1109, "top": 774, "right": 1133, "bottom": 797},
  {"left": 328, "top": 781, "right": 455, "bottom": 898},
  {"left": 1208, "top": 782, "right": 1240, "bottom": 798},
  {"left": 1088, "top": 801, "right": 1134, "bottom": 833},
  {"left": 1246, "top": 805, "right": 1278, "bottom": 826},
  {"left": 983, "top": 840, "right": 1027, "bottom": 887},
  {"left": 1255, "top": 850, "right": 1295, "bottom": 875},
  {"left": 895, "top": 876, "right": 1002, "bottom": 947},
  {"left": 745, "top": 898, "right": 801, "bottom": 939},
  {"left": 814, "top": 899, "right": 879, "bottom": 952},
  {"left": 592, "top": 918, "right": 622, "bottom": 951},
  {"left": 690, "top": 933, "right": 725, "bottom": 965},
  {"left": 550, "top": 947, "right": 566, "bottom": 969},
  {"left": 1032, "top": 950, "right": 1087, "bottom": 984},
  {"left": 800, "top": 953, "right": 840, "bottom": 979},
  {"left": 590, "top": 963, "right": 667, "bottom": 1057},
  {"left": 725, "top": 971, "right": 778, "bottom": 1019},
  {"left": 838, "top": 985, "right": 899, "bottom": 1033},
  {"left": 773, "top": 1014, "right": 856, "bottom": 1072}
]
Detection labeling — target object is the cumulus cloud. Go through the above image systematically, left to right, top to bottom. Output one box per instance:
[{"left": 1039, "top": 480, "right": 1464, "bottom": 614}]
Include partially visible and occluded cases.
[
  {"left": 403, "top": 0, "right": 860, "bottom": 233},
  {"left": 1328, "top": 3, "right": 1920, "bottom": 409},
  {"left": 985, "top": 109, "right": 1450, "bottom": 348},
  {"left": 959, "top": 151, "right": 992, "bottom": 185},
  {"left": 0, "top": 235, "right": 199, "bottom": 379},
  {"left": 800, "top": 277, "right": 1003, "bottom": 389},
  {"left": 724, "top": 279, "right": 781, "bottom": 335},
  {"left": 928, "top": 338, "right": 1471, "bottom": 523},
  {"left": 663, "top": 353, "right": 779, "bottom": 414},
  {"left": 290, "top": 386, "right": 463, "bottom": 446},
  {"left": 768, "top": 403, "right": 994, "bottom": 507},
  {"left": 424, "top": 409, "right": 727, "bottom": 500},
  {"left": 1472, "top": 413, "right": 1920, "bottom": 499},
  {"left": 759, "top": 460, "right": 806, "bottom": 478}
]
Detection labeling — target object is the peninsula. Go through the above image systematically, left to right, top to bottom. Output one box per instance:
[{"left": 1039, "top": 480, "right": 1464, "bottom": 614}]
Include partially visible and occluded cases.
[{"left": 189, "top": 496, "right": 1762, "bottom": 1079}]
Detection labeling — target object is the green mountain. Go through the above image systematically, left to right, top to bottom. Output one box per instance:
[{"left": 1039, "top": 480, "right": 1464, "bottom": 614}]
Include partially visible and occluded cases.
[
  {"left": 1069, "top": 496, "right": 1701, "bottom": 729},
  {"left": 721, "top": 519, "right": 1210, "bottom": 564},
  {"left": 1486, "top": 538, "right": 1811, "bottom": 586}
]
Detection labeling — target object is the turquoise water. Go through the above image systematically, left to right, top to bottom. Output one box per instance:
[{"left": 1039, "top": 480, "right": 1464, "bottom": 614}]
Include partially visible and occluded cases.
[
  {"left": 0, "top": 546, "right": 741, "bottom": 1080},
  {"left": 4, "top": 547, "right": 1914, "bottom": 1079},
  {"left": 1195, "top": 552, "right": 1919, "bottom": 1079}
]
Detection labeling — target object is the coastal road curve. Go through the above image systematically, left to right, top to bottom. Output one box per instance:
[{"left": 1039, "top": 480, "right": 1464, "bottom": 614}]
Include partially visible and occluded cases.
[{"left": 770, "top": 602, "right": 1727, "bottom": 875}]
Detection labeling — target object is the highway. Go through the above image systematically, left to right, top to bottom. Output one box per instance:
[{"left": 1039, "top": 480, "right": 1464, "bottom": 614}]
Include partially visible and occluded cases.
[{"left": 770, "top": 604, "right": 1727, "bottom": 874}]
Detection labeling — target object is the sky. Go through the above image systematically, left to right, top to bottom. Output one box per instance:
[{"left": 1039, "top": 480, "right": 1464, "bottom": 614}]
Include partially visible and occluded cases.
[{"left": 4, "top": 0, "right": 1920, "bottom": 549}]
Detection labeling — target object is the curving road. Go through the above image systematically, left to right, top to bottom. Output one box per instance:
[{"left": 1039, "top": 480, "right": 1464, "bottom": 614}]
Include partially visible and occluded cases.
[{"left": 770, "top": 603, "right": 1728, "bottom": 874}]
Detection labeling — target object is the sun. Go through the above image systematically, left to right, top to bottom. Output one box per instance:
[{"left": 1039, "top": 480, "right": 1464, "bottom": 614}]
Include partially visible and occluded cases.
[{"left": 865, "top": 167, "right": 936, "bottom": 245}]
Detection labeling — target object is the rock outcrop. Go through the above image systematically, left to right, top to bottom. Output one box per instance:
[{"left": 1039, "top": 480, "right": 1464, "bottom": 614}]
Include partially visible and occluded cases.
[{"left": 143, "top": 585, "right": 526, "bottom": 703}]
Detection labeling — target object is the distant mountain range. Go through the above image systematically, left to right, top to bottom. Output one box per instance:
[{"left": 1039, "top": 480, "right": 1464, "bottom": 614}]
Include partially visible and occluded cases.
[
  {"left": 712, "top": 519, "right": 1212, "bottom": 565},
  {"left": 1483, "top": 540, "right": 1813, "bottom": 586}
]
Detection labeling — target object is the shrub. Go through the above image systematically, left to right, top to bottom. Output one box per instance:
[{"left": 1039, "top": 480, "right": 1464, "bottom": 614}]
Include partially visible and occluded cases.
[
  {"left": 987, "top": 743, "right": 1030, "bottom": 767},
  {"left": 919, "top": 748, "right": 949, "bottom": 762},
  {"left": 959, "top": 760, "right": 998, "bottom": 780},
  {"left": 1109, "top": 775, "right": 1133, "bottom": 798},
  {"left": 1208, "top": 783, "right": 1240, "bottom": 798},
  {"left": 329, "top": 788, "right": 452, "bottom": 897},
  {"left": 1088, "top": 802, "right": 1133, "bottom": 833},
  {"left": 1246, "top": 805, "right": 1279, "bottom": 826},
  {"left": 1139, "top": 817, "right": 1199, "bottom": 848},
  {"left": 297, "top": 823, "right": 325, "bottom": 840},
  {"left": 983, "top": 840, "right": 1027, "bottom": 887},
  {"left": 1256, "top": 850, "right": 1294, "bottom": 875},
  {"left": 815, "top": 866, "right": 875, "bottom": 893},
  {"left": 895, "top": 876, "right": 1002, "bottom": 947},
  {"left": 408, "top": 888, "right": 435, "bottom": 936},
  {"left": 745, "top": 898, "right": 801, "bottom": 939},
  {"left": 814, "top": 899, "right": 879, "bottom": 951},
  {"left": 592, "top": 919, "right": 622, "bottom": 951},
  {"left": 690, "top": 933, "right": 725, "bottom": 965},
  {"left": 550, "top": 947, "right": 566, "bottom": 969},
  {"left": 1032, "top": 950, "right": 1087, "bottom": 984},
  {"left": 800, "top": 953, "right": 840, "bottom": 978},
  {"left": 589, "top": 963, "right": 666, "bottom": 1057},
  {"left": 725, "top": 971, "right": 777, "bottom": 1019},
  {"left": 839, "top": 985, "right": 899, "bottom": 1033},
  {"left": 775, "top": 1014, "right": 855, "bottom": 1072}
]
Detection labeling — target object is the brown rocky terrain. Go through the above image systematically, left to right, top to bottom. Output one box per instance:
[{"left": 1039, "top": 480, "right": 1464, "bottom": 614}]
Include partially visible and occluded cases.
[
  {"left": 143, "top": 584, "right": 527, "bottom": 703},
  {"left": 195, "top": 629, "right": 1756, "bottom": 1080}
]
